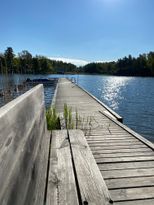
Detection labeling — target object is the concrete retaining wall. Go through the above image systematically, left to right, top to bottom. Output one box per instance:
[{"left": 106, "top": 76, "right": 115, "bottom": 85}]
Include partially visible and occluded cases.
[{"left": 0, "top": 84, "right": 50, "bottom": 205}]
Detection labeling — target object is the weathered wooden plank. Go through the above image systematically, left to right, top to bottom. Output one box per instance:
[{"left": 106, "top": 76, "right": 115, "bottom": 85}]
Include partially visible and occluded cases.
[
  {"left": 51, "top": 79, "right": 59, "bottom": 107},
  {"left": 0, "top": 85, "right": 49, "bottom": 205},
  {"left": 100, "top": 110, "right": 154, "bottom": 151},
  {"left": 25, "top": 128, "right": 50, "bottom": 205},
  {"left": 46, "top": 130, "right": 79, "bottom": 205},
  {"left": 68, "top": 130, "right": 112, "bottom": 205},
  {"left": 45, "top": 131, "right": 58, "bottom": 205},
  {"left": 89, "top": 131, "right": 130, "bottom": 135},
  {"left": 86, "top": 133, "right": 132, "bottom": 136},
  {"left": 87, "top": 138, "right": 136, "bottom": 142},
  {"left": 87, "top": 139, "right": 135, "bottom": 143},
  {"left": 88, "top": 141, "right": 142, "bottom": 146},
  {"left": 90, "top": 144, "right": 147, "bottom": 151},
  {"left": 92, "top": 148, "right": 151, "bottom": 154},
  {"left": 93, "top": 151, "right": 154, "bottom": 158},
  {"left": 96, "top": 156, "right": 154, "bottom": 163},
  {"left": 98, "top": 161, "right": 154, "bottom": 171},
  {"left": 101, "top": 167, "right": 154, "bottom": 179},
  {"left": 106, "top": 176, "right": 154, "bottom": 189},
  {"left": 110, "top": 187, "right": 154, "bottom": 201},
  {"left": 114, "top": 199, "right": 154, "bottom": 205}
]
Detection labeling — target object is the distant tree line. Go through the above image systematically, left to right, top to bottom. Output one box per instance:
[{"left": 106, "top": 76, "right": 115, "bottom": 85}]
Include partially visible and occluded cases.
[
  {"left": 0, "top": 47, "right": 77, "bottom": 74},
  {"left": 1, "top": 47, "right": 154, "bottom": 76},
  {"left": 80, "top": 53, "right": 154, "bottom": 76}
]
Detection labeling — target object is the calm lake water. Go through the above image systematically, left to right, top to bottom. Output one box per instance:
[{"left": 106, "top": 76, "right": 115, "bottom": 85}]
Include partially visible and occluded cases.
[{"left": 0, "top": 74, "right": 154, "bottom": 142}]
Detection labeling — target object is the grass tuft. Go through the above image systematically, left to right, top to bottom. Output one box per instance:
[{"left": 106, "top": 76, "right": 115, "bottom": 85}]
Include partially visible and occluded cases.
[{"left": 46, "top": 107, "right": 61, "bottom": 130}]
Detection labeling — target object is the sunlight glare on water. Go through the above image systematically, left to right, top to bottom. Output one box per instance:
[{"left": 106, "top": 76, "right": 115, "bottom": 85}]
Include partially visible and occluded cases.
[{"left": 100, "top": 77, "right": 133, "bottom": 110}]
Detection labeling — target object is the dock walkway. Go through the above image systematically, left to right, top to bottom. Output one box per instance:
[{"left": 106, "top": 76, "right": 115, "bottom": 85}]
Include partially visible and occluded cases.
[{"left": 53, "top": 78, "right": 154, "bottom": 205}]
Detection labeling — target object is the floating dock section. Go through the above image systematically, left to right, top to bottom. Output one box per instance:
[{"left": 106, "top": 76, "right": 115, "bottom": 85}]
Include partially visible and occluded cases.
[{"left": 51, "top": 78, "right": 154, "bottom": 205}]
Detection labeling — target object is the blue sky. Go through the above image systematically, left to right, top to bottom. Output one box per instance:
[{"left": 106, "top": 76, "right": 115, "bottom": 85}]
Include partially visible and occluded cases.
[{"left": 0, "top": 0, "right": 154, "bottom": 65}]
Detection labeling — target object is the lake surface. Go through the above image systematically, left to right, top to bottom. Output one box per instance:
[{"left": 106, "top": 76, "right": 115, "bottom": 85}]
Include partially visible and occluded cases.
[
  {"left": 0, "top": 74, "right": 154, "bottom": 142},
  {"left": 0, "top": 74, "right": 57, "bottom": 108},
  {"left": 76, "top": 75, "right": 154, "bottom": 142}
]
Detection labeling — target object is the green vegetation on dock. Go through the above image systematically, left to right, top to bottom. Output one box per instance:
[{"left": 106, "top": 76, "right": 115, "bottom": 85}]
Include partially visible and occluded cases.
[
  {"left": 63, "top": 103, "right": 74, "bottom": 129},
  {"left": 46, "top": 104, "right": 94, "bottom": 133},
  {"left": 46, "top": 104, "right": 75, "bottom": 130},
  {"left": 46, "top": 107, "right": 61, "bottom": 130}
]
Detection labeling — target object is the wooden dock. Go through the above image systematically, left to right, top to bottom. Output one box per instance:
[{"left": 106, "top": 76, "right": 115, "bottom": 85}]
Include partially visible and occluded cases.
[{"left": 50, "top": 78, "right": 154, "bottom": 205}]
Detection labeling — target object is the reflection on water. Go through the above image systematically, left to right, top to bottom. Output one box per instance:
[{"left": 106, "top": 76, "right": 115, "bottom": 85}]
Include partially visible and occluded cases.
[
  {"left": 0, "top": 74, "right": 58, "bottom": 109},
  {"left": 101, "top": 77, "right": 133, "bottom": 110}
]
